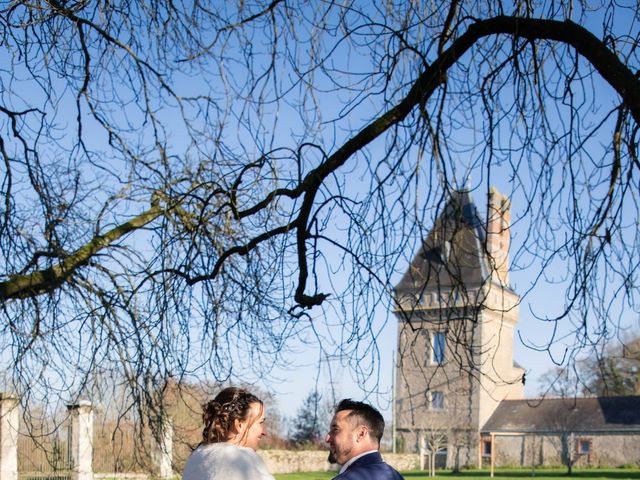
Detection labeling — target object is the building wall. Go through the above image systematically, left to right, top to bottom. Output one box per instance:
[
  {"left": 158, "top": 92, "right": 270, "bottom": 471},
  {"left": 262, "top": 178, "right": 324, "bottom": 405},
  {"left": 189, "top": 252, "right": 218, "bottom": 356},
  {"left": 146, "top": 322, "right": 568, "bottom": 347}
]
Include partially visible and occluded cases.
[
  {"left": 394, "top": 286, "right": 524, "bottom": 467},
  {"left": 477, "top": 288, "right": 524, "bottom": 430},
  {"left": 395, "top": 314, "right": 478, "bottom": 430},
  {"left": 394, "top": 428, "right": 479, "bottom": 469},
  {"left": 490, "top": 433, "right": 640, "bottom": 468},
  {"left": 258, "top": 450, "right": 419, "bottom": 474}
]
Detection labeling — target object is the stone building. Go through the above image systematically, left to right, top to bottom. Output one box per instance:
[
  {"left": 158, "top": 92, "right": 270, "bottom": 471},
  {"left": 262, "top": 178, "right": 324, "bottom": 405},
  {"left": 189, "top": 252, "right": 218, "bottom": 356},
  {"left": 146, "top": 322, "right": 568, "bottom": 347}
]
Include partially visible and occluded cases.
[
  {"left": 393, "top": 187, "right": 524, "bottom": 468},
  {"left": 393, "top": 187, "right": 640, "bottom": 469},
  {"left": 481, "top": 396, "right": 640, "bottom": 469}
]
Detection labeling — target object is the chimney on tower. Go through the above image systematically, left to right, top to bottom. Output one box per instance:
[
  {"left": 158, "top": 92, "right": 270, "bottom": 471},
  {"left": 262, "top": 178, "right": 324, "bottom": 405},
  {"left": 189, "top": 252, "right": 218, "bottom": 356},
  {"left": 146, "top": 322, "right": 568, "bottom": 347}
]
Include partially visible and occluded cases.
[{"left": 487, "top": 187, "right": 511, "bottom": 286}]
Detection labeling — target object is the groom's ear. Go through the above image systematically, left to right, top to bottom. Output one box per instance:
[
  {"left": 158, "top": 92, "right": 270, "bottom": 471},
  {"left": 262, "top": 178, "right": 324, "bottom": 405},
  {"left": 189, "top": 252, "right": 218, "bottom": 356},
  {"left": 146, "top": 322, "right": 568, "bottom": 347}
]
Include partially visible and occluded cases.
[{"left": 355, "top": 425, "right": 369, "bottom": 442}]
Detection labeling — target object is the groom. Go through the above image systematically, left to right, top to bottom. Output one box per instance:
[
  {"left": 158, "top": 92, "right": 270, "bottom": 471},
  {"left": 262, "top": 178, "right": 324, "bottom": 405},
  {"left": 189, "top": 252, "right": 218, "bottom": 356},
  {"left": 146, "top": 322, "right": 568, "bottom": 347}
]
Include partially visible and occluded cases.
[{"left": 325, "top": 399, "right": 404, "bottom": 480}]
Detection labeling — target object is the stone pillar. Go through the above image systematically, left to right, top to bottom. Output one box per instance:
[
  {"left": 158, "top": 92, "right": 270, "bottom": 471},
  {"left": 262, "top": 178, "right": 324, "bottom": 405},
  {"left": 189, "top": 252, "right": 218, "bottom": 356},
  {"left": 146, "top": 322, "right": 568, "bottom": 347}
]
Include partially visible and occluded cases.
[
  {"left": 0, "top": 393, "right": 19, "bottom": 480},
  {"left": 67, "top": 401, "right": 93, "bottom": 480},
  {"left": 152, "top": 416, "right": 173, "bottom": 479}
]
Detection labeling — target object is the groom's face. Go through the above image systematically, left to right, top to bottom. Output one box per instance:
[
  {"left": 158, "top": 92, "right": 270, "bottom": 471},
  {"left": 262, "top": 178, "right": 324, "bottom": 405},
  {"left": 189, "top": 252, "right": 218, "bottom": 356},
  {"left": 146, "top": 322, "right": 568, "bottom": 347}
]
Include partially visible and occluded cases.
[{"left": 326, "top": 410, "right": 357, "bottom": 465}]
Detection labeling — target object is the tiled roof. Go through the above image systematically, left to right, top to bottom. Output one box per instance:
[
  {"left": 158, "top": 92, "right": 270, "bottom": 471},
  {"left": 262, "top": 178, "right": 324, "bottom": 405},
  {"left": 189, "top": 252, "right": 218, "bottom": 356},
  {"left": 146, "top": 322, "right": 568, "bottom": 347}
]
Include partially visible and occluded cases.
[
  {"left": 394, "top": 190, "right": 491, "bottom": 295},
  {"left": 482, "top": 396, "right": 640, "bottom": 434}
]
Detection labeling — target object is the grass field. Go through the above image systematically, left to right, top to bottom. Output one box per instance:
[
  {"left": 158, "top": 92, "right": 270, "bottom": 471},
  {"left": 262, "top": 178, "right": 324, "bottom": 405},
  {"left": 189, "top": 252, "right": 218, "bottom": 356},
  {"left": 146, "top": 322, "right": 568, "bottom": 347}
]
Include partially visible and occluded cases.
[{"left": 274, "top": 469, "right": 640, "bottom": 480}]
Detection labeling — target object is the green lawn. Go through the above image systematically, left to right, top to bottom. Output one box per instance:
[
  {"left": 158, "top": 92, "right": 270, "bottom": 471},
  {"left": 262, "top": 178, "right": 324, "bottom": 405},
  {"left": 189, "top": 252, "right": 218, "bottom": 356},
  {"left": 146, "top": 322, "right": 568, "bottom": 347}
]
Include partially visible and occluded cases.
[{"left": 274, "top": 469, "right": 640, "bottom": 480}]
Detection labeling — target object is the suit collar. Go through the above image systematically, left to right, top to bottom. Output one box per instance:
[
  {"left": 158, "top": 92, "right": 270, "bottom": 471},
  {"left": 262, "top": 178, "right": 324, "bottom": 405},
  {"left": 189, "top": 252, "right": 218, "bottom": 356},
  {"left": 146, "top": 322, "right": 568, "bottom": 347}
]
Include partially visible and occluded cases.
[{"left": 340, "top": 450, "right": 382, "bottom": 473}]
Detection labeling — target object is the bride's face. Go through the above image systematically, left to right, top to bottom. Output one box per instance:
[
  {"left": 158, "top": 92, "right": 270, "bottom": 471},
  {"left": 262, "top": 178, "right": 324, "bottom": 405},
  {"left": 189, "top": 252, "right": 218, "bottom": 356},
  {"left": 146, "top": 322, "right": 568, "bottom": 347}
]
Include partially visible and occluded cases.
[{"left": 234, "top": 401, "right": 267, "bottom": 450}]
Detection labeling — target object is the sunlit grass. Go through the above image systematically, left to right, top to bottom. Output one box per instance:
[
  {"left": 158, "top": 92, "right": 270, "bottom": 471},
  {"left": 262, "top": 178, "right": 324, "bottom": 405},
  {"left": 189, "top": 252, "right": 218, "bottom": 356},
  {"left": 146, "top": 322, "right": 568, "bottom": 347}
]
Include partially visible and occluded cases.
[{"left": 274, "top": 468, "right": 640, "bottom": 480}]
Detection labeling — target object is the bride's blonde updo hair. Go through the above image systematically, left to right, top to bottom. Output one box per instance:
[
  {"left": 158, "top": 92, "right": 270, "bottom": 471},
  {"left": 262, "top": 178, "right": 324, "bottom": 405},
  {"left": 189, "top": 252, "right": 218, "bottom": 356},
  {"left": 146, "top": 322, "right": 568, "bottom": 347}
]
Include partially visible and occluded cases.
[{"left": 202, "top": 387, "right": 262, "bottom": 444}]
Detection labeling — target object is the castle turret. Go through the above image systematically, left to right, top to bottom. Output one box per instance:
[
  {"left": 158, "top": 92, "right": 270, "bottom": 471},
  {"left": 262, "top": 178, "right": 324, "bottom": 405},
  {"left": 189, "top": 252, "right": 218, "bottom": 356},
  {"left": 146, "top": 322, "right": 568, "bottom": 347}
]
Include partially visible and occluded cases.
[{"left": 393, "top": 188, "right": 523, "bottom": 468}]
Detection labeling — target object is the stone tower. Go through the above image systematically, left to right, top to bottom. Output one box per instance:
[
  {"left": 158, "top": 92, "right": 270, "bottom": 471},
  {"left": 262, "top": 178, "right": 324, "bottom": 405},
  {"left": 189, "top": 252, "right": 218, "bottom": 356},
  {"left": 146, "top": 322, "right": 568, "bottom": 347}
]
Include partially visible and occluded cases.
[{"left": 393, "top": 188, "right": 524, "bottom": 468}]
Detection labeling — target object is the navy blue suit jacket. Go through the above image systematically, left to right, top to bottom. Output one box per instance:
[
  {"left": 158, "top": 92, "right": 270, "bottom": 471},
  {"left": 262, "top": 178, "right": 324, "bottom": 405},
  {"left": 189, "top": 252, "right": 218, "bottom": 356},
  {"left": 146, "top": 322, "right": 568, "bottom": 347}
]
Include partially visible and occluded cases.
[{"left": 332, "top": 451, "right": 404, "bottom": 480}]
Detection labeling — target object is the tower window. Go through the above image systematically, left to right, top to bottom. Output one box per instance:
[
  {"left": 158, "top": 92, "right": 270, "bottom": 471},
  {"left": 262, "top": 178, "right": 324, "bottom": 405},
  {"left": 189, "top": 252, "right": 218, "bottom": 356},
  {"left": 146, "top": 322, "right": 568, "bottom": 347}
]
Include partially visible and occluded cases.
[
  {"left": 443, "top": 240, "right": 452, "bottom": 261},
  {"left": 451, "top": 288, "right": 460, "bottom": 305},
  {"left": 432, "top": 332, "right": 446, "bottom": 364},
  {"left": 430, "top": 391, "right": 444, "bottom": 410}
]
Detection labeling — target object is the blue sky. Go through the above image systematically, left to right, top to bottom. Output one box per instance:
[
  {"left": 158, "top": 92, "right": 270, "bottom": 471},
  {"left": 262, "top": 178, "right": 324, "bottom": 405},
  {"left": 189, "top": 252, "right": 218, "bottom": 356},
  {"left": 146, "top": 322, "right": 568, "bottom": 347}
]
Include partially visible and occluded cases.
[{"left": 2, "top": 1, "right": 638, "bottom": 431}]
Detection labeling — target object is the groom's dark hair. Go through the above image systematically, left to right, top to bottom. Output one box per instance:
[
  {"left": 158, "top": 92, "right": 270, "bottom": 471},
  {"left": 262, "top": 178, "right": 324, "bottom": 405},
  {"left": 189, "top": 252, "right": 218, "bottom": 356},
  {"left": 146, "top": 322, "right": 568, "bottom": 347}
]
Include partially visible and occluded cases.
[{"left": 335, "top": 398, "right": 385, "bottom": 443}]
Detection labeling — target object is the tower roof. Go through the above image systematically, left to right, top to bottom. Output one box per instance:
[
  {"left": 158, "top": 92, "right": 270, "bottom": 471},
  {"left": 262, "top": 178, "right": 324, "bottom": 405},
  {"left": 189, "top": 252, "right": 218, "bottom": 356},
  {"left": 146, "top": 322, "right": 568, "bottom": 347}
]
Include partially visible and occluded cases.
[{"left": 394, "top": 190, "right": 498, "bottom": 296}]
